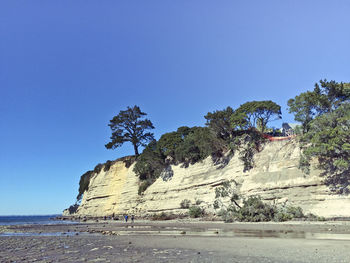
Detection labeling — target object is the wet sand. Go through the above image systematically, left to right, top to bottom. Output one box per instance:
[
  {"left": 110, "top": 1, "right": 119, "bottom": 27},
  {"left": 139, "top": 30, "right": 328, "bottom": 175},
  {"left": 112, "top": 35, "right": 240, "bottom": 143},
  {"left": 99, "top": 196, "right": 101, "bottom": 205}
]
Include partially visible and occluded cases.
[{"left": 1, "top": 220, "right": 350, "bottom": 262}]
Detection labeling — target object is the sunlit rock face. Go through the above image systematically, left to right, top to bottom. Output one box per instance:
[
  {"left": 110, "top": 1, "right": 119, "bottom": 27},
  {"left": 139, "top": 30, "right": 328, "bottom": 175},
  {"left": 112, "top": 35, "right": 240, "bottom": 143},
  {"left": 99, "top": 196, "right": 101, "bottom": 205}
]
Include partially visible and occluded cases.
[
  {"left": 76, "top": 140, "right": 350, "bottom": 218},
  {"left": 76, "top": 161, "right": 140, "bottom": 217}
]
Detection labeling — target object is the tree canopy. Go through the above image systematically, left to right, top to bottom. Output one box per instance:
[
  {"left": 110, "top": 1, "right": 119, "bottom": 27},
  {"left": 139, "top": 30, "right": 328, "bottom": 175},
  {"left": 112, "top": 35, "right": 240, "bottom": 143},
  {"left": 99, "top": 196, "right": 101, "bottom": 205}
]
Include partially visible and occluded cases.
[
  {"left": 288, "top": 80, "right": 350, "bottom": 132},
  {"left": 288, "top": 80, "right": 350, "bottom": 194},
  {"left": 235, "top": 100, "right": 282, "bottom": 133},
  {"left": 299, "top": 103, "right": 350, "bottom": 194},
  {"left": 105, "top": 105, "right": 154, "bottom": 156},
  {"left": 204, "top": 106, "right": 235, "bottom": 140},
  {"left": 156, "top": 126, "right": 190, "bottom": 160}
]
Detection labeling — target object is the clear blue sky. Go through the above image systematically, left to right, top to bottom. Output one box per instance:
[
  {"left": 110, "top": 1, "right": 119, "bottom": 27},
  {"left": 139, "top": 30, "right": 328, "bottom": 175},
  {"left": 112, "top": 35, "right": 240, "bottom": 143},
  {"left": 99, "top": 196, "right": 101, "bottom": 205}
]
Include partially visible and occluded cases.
[{"left": 1, "top": 1, "right": 349, "bottom": 215}]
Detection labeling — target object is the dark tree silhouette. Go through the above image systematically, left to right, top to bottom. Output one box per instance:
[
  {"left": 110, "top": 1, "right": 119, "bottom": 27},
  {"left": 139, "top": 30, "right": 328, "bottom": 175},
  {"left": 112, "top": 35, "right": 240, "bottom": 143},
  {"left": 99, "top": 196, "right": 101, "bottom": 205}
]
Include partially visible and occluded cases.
[{"left": 105, "top": 105, "right": 155, "bottom": 156}]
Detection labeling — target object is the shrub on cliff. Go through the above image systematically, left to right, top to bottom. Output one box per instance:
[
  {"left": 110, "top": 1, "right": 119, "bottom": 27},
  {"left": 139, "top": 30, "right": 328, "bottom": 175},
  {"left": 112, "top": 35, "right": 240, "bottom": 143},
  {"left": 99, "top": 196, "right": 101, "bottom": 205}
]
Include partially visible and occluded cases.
[
  {"left": 132, "top": 103, "right": 275, "bottom": 188},
  {"left": 132, "top": 104, "right": 278, "bottom": 196},
  {"left": 133, "top": 126, "right": 225, "bottom": 187},
  {"left": 156, "top": 126, "right": 224, "bottom": 166},
  {"left": 174, "top": 127, "right": 224, "bottom": 167},
  {"left": 156, "top": 129, "right": 185, "bottom": 162},
  {"left": 232, "top": 130, "right": 267, "bottom": 172},
  {"left": 133, "top": 140, "right": 165, "bottom": 181},
  {"left": 103, "top": 160, "right": 115, "bottom": 172},
  {"left": 77, "top": 170, "right": 94, "bottom": 201},
  {"left": 138, "top": 180, "right": 154, "bottom": 195},
  {"left": 213, "top": 182, "right": 314, "bottom": 222},
  {"left": 216, "top": 195, "right": 307, "bottom": 222},
  {"left": 236, "top": 196, "right": 277, "bottom": 222},
  {"left": 180, "top": 199, "right": 191, "bottom": 209},
  {"left": 66, "top": 204, "right": 79, "bottom": 214},
  {"left": 188, "top": 205, "right": 204, "bottom": 218},
  {"left": 151, "top": 212, "right": 177, "bottom": 221}
]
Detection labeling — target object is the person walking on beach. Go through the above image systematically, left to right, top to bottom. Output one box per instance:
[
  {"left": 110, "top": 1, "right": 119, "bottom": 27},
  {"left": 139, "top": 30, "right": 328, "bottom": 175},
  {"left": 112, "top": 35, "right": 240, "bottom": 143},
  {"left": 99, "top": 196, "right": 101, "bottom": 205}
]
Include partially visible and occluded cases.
[
  {"left": 124, "top": 214, "right": 128, "bottom": 222},
  {"left": 131, "top": 215, "right": 135, "bottom": 223}
]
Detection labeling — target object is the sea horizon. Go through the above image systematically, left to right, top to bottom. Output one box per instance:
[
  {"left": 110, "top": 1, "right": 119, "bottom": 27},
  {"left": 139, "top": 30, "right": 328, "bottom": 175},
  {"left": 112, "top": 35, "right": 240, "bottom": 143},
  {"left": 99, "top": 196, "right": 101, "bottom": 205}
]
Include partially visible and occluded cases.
[
  {"left": 0, "top": 214, "right": 66, "bottom": 226},
  {"left": 0, "top": 214, "right": 61, "bottom": 217}
]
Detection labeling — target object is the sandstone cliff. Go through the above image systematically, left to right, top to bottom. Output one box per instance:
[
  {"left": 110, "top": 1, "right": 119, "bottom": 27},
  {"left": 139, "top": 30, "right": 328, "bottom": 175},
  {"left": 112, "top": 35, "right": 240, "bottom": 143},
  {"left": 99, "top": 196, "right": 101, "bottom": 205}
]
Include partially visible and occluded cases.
[{"left": 74, "top": 140, "right": 350, "bottom": 218}]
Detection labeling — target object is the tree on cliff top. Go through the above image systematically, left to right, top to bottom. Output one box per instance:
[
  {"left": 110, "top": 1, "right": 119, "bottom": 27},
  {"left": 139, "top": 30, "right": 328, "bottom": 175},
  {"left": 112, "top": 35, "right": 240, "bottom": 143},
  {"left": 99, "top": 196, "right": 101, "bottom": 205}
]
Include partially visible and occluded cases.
[
  {"left": 288, "top": 80, "right": 350, "bottom": 133},
  {"left": 235, "top": 100, "right": 282, "bottom": 133},
  {"left": 299, "top": 103, "right": 350, "bottom": 194},
  {"left": 105, "top": 105, "right": 155, "bottom": 156},
  {"left": 204, "top": 106, "right": 235, "bottom": 141}
]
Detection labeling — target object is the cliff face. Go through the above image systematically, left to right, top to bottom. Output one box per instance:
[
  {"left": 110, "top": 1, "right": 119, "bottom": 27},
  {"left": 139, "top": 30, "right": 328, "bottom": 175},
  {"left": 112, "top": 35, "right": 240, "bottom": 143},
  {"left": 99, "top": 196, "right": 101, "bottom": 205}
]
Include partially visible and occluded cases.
[{"left": 75, "top": 140, "right": 350, "bottom": 218}]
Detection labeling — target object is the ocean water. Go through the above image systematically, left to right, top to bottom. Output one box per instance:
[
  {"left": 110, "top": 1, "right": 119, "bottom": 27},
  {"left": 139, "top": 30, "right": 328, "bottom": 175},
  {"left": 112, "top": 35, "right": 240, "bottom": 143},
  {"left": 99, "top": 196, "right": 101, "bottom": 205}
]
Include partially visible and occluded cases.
[{"left": 0, "top": 215, "right": 73, "bottom": 225}]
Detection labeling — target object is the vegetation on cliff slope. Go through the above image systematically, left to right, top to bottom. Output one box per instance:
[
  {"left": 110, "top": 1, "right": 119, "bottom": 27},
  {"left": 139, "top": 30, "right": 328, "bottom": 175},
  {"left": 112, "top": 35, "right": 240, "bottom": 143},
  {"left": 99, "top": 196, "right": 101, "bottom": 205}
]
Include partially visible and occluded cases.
[
  {"left": 76, "top": 79, "right": 350, "bottom": 201},
  {"left": 70, "top": 80, "right": 350, "bottom": 212},
  {"left": 288, "top": 80, "right": 350, "bottom": 194},
  {"left": 133, "top": 101, "right": 278, "bottom": 194},
  {"left": 213, "top": 181, "right": 324, "bottom": 222}
]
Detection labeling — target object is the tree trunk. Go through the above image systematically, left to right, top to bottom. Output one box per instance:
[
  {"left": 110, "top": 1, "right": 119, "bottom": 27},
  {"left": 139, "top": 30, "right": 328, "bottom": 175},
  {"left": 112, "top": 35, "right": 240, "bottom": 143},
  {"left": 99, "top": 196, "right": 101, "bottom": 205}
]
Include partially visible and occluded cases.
[{"left": 133, "top": 143, "right": 139, "bottom": 156}]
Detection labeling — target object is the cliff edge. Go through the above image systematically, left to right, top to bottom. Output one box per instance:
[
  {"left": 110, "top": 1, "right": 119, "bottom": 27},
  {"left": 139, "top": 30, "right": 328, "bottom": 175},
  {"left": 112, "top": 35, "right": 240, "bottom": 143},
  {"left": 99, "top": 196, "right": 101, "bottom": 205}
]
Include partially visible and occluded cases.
[{"left": 72, "top": 140, "right": 350, "bottom": 218}]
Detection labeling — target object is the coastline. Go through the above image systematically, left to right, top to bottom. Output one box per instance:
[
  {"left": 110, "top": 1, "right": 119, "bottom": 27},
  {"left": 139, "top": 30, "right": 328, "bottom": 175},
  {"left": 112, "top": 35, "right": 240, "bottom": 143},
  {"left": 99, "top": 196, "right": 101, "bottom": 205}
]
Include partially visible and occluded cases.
[{"left": 1, "top": 220, "right": 350, "bottom": 262}]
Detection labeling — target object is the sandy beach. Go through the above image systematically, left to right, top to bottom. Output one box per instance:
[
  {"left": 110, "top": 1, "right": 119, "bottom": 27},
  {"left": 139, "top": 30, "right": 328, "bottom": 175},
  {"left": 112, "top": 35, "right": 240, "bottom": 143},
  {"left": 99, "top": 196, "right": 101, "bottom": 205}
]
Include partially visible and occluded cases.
[{"left": 1, "top": 220, "right": 350, "bottom": 262}]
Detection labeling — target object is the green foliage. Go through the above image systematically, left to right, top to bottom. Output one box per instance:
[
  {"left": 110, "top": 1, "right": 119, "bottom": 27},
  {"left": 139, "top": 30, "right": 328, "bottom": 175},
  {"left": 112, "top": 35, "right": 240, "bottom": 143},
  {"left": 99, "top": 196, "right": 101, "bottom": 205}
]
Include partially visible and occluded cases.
[
  {"left": 288, "top": 80, "right": 350, "bottom": 133},
  {"left": 288, "top": 80, "right": 350, "bottom": 194},
  {"left": 288, "top": 91, "right": 319, "bottom": 133},
  {"left": 235, "top": 100, "right": 282, "bottom": 133},
  {"left": 132, "top": 103, "right": 275, "bottom": 191},
  {"left": 299, "top": 103, "right": 350, "bottom": 194},
  {"left": 105, "top": 105, "right": 155, "bottom": 156},
  {"left": 205, "top": 106, "right": 235, "bottom": 140},
  {"left": 230, "top": 111, "right": 249, "bottom": 131},
  {"left": 134, "top": 126, "right": 224, "bottom": 182},
  {"left": 174, "top": 127, "right": 225, "bottom": 167},
  {"left": 234, "top": 130, "right": 267, "bottom": 172},
  {"left": 157, "top": 131, "right": 183, "bottom": 161},
  {"left": 133, "top": 140, "right": 165, "bottom": 181},
  {"left": 122, "top": 156, "right": 136, "bottom": 168},
  {"left": 103, "top": 160, "right": 114, "bottom": 172},
  {"left": 77, "top": 162, "right": 111, "bottom": 201},
  {"left": 93, "top": 163, "right": 104, "bottom": 174},
  {"left": 77, "top": 170, "right": 94, "bottom": 201},
  {"left": 138, "top": 180, "right": 154, "bottom": 195},
  {"left": 214, "top": 180, "right": 241, "bottom": 209},
  {"left": 214, "top": 183, "right": 315, "bottom": 222},
  {"left": 217, "top": 196, "right": 309, "bottom": 222},
  {"left": 236, "top": 196, "right": 277, "bottom": 222},
  {"left": 180, "top": 199, "right": 191, "bottom": 209},
  {"left": 195, "top": 199, "right": 203, "bottom": 205},
  {"left": 66, "top": 204, "right": 79, "bottom": 214},
  {"left": 188, "top": 206, "right": 204, "bottom": 218},
  {"left": 285, "top": 206, "right": 304, "bottom": 218},
  {"left": 273, "top": 211, "right": 293, "bottom": 222},
  {"left": 151, "top": 212, "right": 177, "bottom": 221},
  {"left": 305, "top": 213, "right": 326, "bottom": 221}
]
